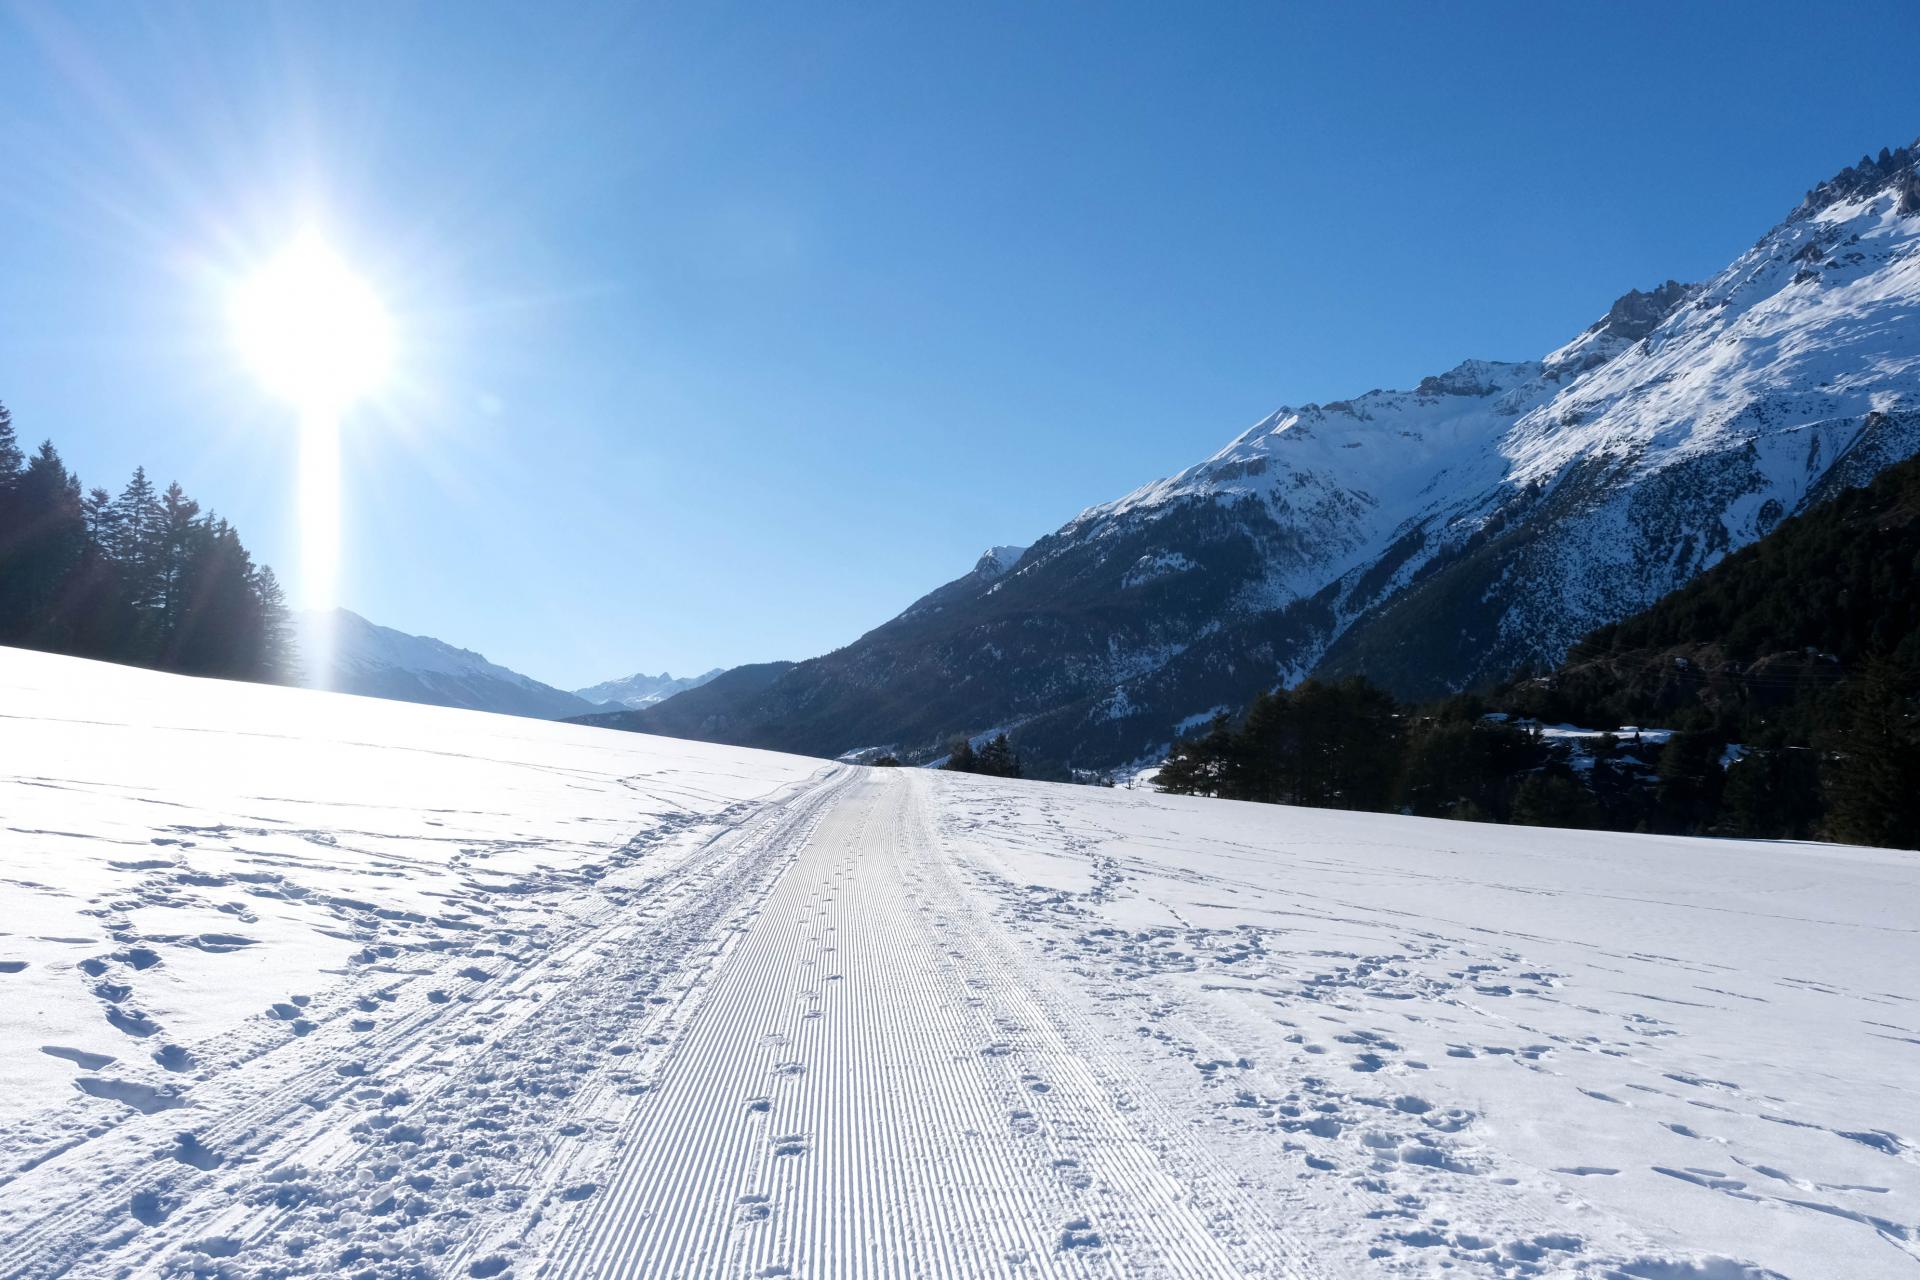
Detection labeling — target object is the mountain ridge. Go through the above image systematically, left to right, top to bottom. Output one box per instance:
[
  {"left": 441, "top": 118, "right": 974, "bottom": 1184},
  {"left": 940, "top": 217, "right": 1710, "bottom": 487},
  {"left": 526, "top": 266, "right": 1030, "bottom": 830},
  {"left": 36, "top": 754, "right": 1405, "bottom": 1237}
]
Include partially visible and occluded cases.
[
  {"left": 610, "top": 136, "right": 1920, "bottom": 771},
  {"left": 301, "top": 609, "right": 595, "bottom": 720},
  {"left": 573, "top": 667, "right": 724, "bottom": 710}
]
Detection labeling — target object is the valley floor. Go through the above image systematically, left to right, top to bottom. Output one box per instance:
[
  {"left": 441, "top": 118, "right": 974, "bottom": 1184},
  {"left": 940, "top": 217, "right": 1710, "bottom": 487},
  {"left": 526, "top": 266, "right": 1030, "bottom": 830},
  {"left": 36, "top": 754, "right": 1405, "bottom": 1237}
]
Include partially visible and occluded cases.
[{"left": 1, "top": 650, "right": 1915, "bottom": 1278}]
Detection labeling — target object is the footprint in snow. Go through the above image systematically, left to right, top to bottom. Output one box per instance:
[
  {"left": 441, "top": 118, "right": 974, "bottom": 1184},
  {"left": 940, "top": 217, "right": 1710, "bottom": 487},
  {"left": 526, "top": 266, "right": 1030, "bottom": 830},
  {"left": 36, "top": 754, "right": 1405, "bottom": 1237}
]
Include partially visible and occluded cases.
[
  {"left": 104, "top": 1006, "right": 162, "bottom": 1038},
  {"left": 152, "top": 1044, "right": 194, "bottom": 1071},
  {"left": 41, "top": 1045, "right": 116, "bottom": 1070},
  {"left": 75, "top": 1077, "right": 187, "bottom": 1114},
  {"left": 169, "top": 1132, "right": 222, "bottom": 1170},
  {"left": 130, "top": 1189, "right": 170, "bottom": 1225},
  {"left": 1057, "top": 1218, "right": 1102, "bottom": 1251}
]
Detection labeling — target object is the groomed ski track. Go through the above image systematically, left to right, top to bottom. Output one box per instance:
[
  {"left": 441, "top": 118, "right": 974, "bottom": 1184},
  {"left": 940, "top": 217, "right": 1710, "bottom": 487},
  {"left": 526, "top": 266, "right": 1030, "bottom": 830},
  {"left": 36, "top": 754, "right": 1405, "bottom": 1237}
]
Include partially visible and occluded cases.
[
  {"left": 0, "top": 766, "right": 1305, "bottom": 1279},
  {"left": 545, "top": 768, "right": 1302, "bottom": 1279}
]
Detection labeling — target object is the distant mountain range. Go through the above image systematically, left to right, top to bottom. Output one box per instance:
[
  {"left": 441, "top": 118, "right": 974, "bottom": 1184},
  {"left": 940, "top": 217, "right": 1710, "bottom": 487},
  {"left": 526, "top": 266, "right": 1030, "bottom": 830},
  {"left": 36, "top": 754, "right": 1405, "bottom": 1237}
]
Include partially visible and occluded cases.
[
  {"left": 596, "top": 137, "right": 1920, "bottom": 772},
  {"left": 302, "top": 609, "right": 595, "bottom": 720},
  {"left": 572, "top": 668, "right": 724, "bottom": 710}
]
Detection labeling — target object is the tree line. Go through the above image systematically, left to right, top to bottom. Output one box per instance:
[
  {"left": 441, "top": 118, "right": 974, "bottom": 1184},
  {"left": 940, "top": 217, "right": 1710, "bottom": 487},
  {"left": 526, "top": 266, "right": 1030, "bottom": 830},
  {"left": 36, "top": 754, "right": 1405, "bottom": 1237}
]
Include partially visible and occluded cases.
[
  {"left": 0, "top": 402, "right": 292, "bottom": 680},
  {"left": 1158, "top": 454, "right": 1920, "bottom": 850},
  {"left": 1154, "top": 669, "right": 1916, "bottom": 849},
  {"left": 943, "top": 732, "right": 1024, "bottom": 778}
]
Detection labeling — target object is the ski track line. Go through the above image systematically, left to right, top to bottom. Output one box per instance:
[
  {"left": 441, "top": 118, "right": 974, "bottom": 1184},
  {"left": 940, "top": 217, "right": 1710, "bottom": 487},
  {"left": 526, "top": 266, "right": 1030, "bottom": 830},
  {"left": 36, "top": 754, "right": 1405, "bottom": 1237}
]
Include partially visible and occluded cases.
[
  {"left": 3, "top": 765, "right": 1315, "bottom": 1279},
  {"left": 0, "top": 766, "right": 849, "bottom": 1280},
  {"left": 545, "top": 769, "right": 1308, "bottom": 1280},
  {"left": 894, "top": 774, "right": 1313, "bottom": 1279}
]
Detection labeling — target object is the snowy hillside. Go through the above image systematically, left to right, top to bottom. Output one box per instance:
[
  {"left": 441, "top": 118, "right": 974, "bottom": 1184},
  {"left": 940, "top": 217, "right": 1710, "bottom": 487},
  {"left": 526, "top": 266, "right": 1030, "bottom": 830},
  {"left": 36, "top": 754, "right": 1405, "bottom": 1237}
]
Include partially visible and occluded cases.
[
  {"left": 639, "top": 139, "right": 1920, "bottom": 769},
  {"left": 303, "top": 608, "right": 595, "bottom": 719},
  {"left": 2, "top": 646, "right": 1915, "bottom": 1277},
  {"left": 573, "top": 666, "right": 724, "bottom": 710}
]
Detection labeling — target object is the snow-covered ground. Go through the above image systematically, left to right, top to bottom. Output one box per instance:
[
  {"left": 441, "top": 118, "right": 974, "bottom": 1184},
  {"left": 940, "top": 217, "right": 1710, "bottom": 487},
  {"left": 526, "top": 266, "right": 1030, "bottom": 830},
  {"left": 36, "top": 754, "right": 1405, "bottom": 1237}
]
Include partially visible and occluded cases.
[{"left": 2, "top": 649, "right": 1915, "bottom": 1277}]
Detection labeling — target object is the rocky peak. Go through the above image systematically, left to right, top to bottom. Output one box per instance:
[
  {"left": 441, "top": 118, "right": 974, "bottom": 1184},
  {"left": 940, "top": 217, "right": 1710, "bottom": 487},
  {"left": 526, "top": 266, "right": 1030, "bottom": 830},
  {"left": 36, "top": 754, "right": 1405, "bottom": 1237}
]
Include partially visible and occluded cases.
[
  {"left": 1790, "top": 138, "right": 1920, "bottom": 221},
  {"left": 1594, "top": 279, "right": 1695, "bottom": 343},
  {"left": 1542, "top": 280, "right": 1698, "bottom": 379},
  {"left": 1414, "top": 359, "right": 1537, "bottom": 399},
  {"left": 974, "top": 545, "right": 1028, "bottom": 578}
]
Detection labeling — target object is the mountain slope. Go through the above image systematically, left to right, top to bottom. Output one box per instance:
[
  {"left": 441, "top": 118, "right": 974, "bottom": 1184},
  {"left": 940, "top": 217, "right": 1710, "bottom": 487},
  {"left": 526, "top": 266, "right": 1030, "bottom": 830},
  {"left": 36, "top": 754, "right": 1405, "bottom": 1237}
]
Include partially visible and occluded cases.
[
  {"left": 609, "top": 139, "right": 1920, "bottom": 770},
  {"left": 1502, "top": 448, "right": 1920, "bottom": 736},
  {"left": 303, "top": 609, "right": 595, "bottom": 720},
  {"left": 572, "top": 660, "right": 798, "bottom": 739},
  {"left": 573, "top": 667, "right": 724, "bottom": 710}
]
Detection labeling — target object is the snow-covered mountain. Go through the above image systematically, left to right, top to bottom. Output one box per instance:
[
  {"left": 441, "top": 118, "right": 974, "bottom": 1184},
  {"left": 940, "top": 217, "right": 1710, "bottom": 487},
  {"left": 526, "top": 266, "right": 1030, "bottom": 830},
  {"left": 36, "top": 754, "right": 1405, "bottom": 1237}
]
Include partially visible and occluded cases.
[
  {"left": 606, "top": 139, "right": 1920, "bottom": 770},
  {"left": 974, "top": 544, "right": 1028, "bottom": 578},
  {"left": 301, "top": 609, "right": 595, "bottom": 720},
  {"left": 573, "top": 667, "right": 724, "bottom": 710}
]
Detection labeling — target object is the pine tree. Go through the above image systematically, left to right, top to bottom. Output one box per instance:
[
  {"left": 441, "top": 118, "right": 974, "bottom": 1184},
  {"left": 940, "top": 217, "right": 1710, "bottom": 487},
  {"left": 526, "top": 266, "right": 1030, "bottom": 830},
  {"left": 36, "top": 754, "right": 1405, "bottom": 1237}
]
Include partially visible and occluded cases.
[
  {"left": 0, "top": 401, "right": 23, "bottom": 485},
  {"left": 0, "top": 408, "right": 284, "bottom": 680},
  {"left": 0, "top": 442, "right": 88, "bottom": 646},
  {"left": 111, "top": 466, "right": 163, "bottom": 613},
  {"left": 154, "top": 481, "right": 201, "bottom": 641},
  {"left": 253, "top": 565, "right": 294, "bottom": 681},
  {"left": 1822, "top": 661, "right": 1920, "bottom": 849},
  {"left": 1157, "top": 714, "right": 1236, "bottom": 796},
  {"left": 1654, "top": 731, "right": 1723, "bottom": 834},
  {"left": 976, "top": 733, "right": 1021, "bottom": 778},
  {"left": 943, "top": 736, "right": 978, "bottom": 773},
  {"left": 1509, "top": 769, "right": 1599, "bottom": 829}
]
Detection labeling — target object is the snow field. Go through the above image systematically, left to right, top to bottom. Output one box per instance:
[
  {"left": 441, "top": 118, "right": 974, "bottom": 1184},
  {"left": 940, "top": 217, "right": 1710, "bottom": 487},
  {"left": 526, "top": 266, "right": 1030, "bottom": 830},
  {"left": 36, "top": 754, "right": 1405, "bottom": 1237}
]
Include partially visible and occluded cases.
[{"left": 2, "top": 648, "right": 1916, "bottom": 1277}]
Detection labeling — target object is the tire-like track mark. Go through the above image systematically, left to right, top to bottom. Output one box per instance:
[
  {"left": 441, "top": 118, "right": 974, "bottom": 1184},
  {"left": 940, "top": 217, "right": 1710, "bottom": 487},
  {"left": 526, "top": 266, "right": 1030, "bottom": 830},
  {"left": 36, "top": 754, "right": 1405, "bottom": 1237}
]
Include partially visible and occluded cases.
[
  {"left": 0, "top": 768, "right": 851, "bottom": 1279},
  {"left": 547, "top": 770, "right": 1307, "bottom": 1279}
]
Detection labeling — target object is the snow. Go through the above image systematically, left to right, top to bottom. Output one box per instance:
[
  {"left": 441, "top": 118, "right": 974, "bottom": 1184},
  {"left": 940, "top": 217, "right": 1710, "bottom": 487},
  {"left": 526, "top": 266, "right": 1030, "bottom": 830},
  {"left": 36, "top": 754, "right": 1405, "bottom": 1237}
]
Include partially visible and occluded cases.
[
  {"left": 1013, "top": 163, "right": 1920, "bottom": 702},
  {"left": 1063, "top": 357, "right": 1554, "bottom": 610},
  {"left": 975, "top": 544, "right": 1030, "bottom": 577},
  {"left": 1121, "top": 549, "right": 1197, "bottom": 587},
  {"left": 0, "top": 647, "right": 825, "bottom": 1131},
  {"left": 3, "top": 648, "right": 1916, "bottom": 1277},
  {"left": 572, "top": 667, "right": 724, "bottom": 710},
  {"left": 1535, "top": 721, "right": 1675, "bottom": 746},
  {"left": 931, "top": 779, "right": 1920, "bottom": 1278}
]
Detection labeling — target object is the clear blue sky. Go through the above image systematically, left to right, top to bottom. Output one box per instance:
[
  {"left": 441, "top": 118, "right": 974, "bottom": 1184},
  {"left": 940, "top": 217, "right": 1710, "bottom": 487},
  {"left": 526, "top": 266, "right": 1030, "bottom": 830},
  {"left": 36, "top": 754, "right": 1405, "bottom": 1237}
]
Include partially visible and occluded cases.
[{"left": 1, "top": 1, "right": 1914, "bottom": 688}]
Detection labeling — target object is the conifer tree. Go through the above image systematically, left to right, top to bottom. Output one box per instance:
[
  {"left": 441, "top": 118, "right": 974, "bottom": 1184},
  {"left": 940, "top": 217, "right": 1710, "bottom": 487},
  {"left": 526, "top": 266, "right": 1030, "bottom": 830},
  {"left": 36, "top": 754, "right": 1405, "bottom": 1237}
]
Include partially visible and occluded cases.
[
  {"left": 0, "top": 401, "right": 23, "bottom": 484},
  {"left": 0, "top": 406, "right": 289, "bottom": 683},
  {"left": 112, "top": 466, "right": 163, "bottom": 614},
  {"left": 1822, "top": 661, "right": 1920, "bottom": 849},
  {"left": 976, "top": 733, "right": 1022, "bottom": 778}
]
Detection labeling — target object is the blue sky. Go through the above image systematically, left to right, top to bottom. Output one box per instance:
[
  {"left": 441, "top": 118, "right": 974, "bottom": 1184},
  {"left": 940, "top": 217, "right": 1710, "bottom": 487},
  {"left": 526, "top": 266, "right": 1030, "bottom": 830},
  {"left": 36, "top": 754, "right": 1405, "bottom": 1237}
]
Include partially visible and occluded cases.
[{"left": 1, "top": 1, "right": 1915, "bottom": 689}]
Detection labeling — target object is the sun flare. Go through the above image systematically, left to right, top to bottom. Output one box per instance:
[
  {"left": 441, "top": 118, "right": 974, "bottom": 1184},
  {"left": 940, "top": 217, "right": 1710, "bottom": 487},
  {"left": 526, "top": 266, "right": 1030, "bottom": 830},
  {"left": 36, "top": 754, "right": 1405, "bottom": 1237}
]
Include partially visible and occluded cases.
[
  {"left": 230, "top": 233, "right": 393, "bottom": 414},
  {"left": 230, "top": 234, "right": 393, "bottom": 677}
]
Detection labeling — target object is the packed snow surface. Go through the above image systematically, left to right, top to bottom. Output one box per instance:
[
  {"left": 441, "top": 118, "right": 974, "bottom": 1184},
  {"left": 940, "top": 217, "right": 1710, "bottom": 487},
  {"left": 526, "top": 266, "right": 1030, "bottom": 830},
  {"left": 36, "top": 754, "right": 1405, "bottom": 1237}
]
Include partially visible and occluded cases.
[{"left": 2, "top": 649, "right": 1916, "bottom": 1277}]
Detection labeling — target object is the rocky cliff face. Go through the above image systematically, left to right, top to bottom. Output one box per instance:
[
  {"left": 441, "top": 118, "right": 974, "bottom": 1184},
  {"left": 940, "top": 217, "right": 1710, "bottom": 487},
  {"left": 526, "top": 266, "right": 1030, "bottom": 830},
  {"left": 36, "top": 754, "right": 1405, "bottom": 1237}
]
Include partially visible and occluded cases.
[{"left": 626, "top": 138, "right": 1920, "bottom": 770}]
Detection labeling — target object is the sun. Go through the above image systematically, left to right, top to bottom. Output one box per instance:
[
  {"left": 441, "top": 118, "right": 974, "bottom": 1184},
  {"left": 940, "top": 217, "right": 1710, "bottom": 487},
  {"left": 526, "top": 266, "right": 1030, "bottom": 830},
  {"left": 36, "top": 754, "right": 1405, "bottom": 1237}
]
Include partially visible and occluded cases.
[
  {"left": 228, "top": 232, "right": 394, "bottom": 668},
  {"left": 230, "top": 233, "right": 393, "bottom": 414}
]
